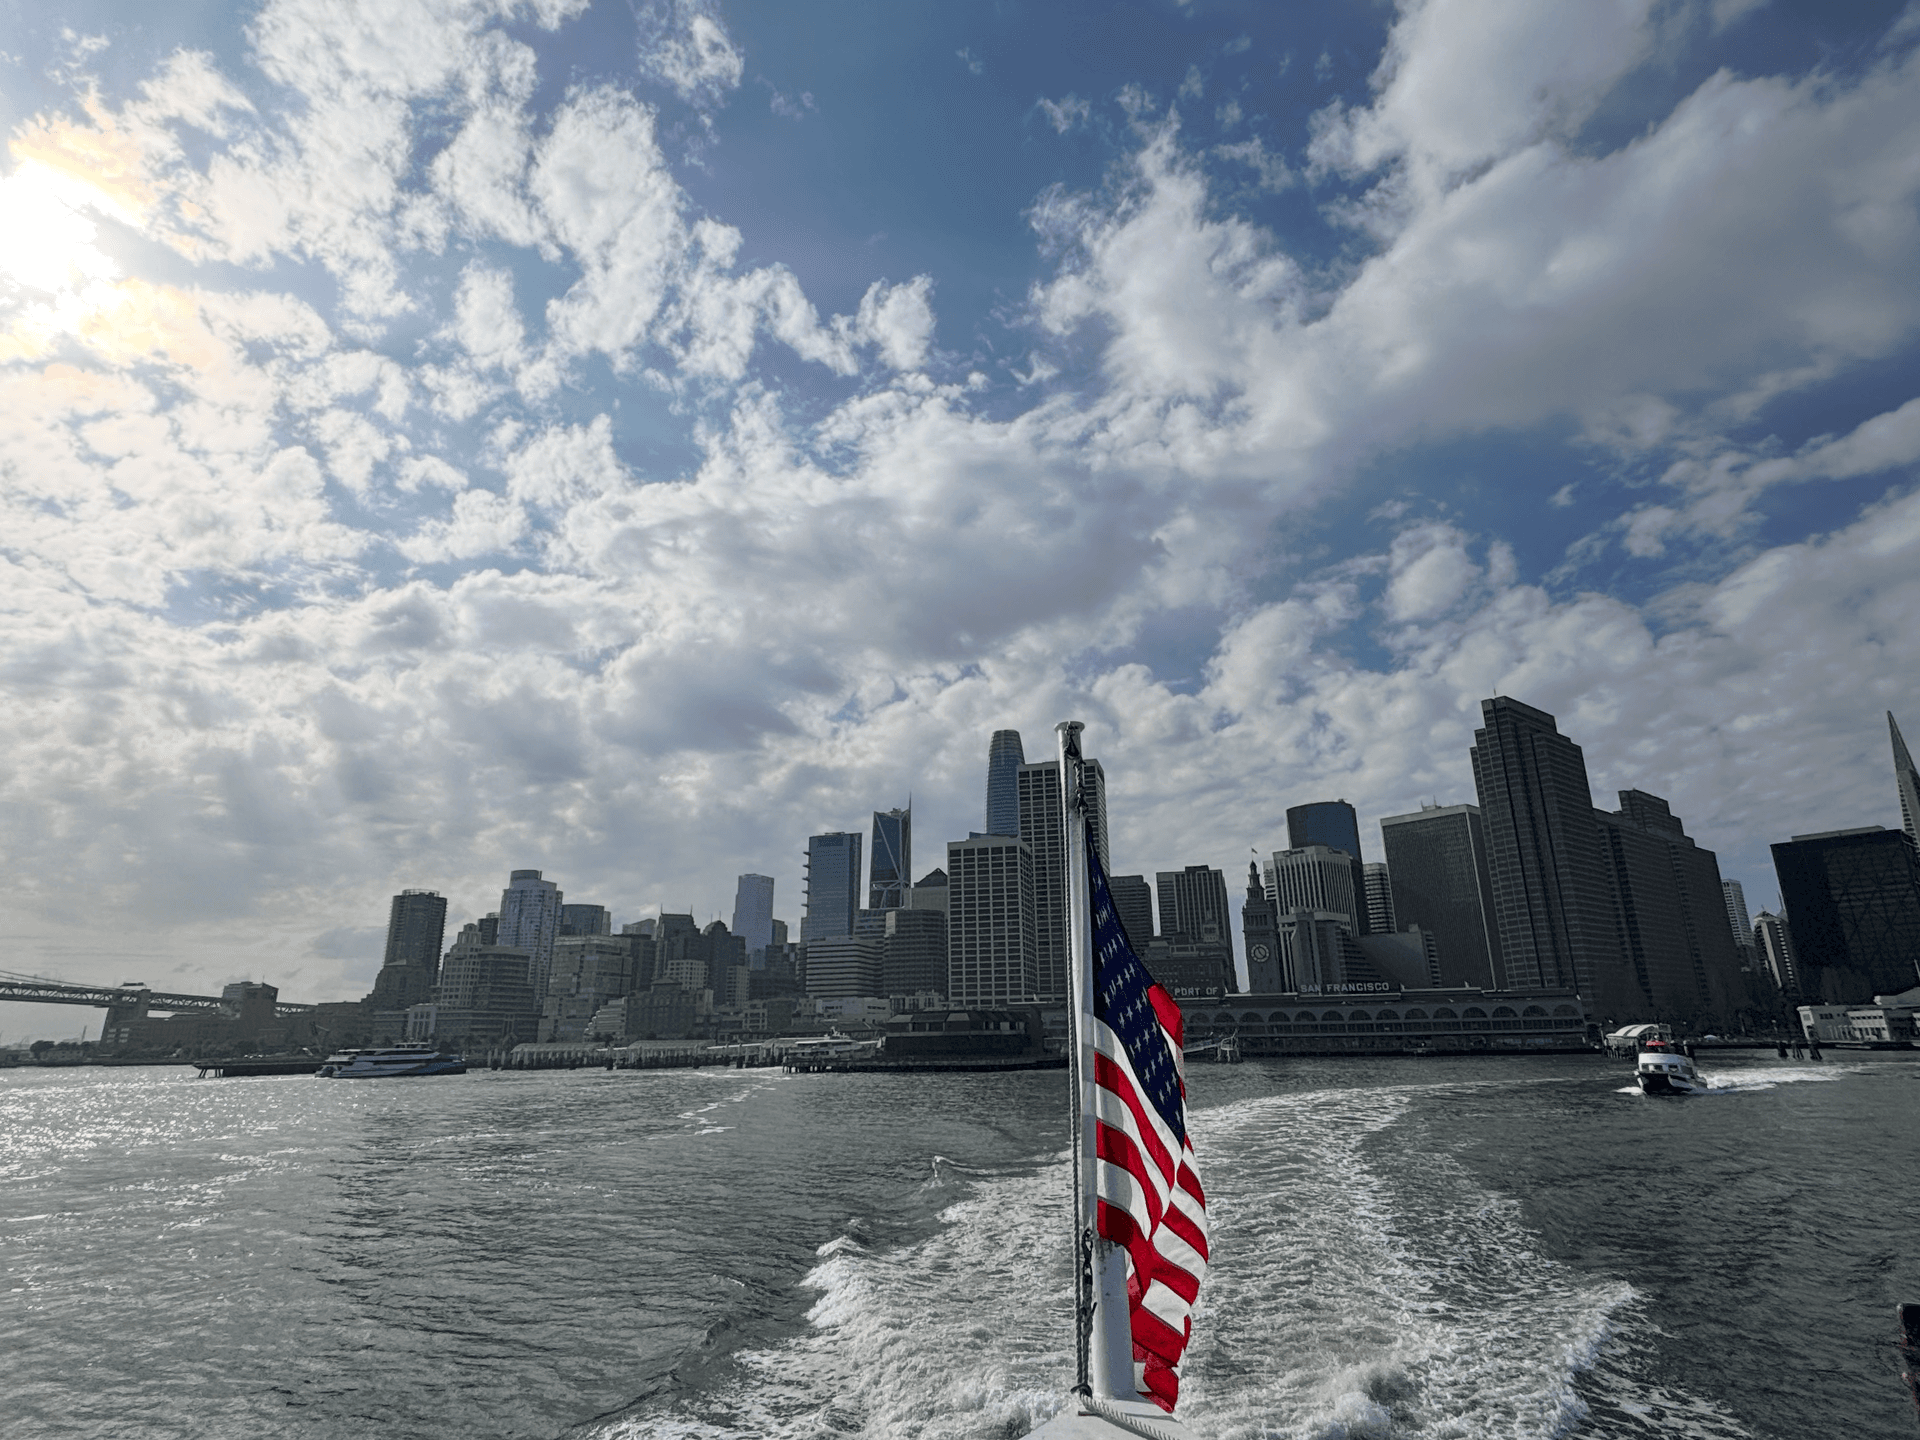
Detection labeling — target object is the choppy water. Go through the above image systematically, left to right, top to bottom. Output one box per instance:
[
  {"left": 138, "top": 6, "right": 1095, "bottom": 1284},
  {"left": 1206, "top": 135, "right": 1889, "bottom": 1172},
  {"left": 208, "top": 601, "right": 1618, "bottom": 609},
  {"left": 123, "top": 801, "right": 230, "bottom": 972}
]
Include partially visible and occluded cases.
[{"left": 3, "top": 1052, "right": 1915, "bottom": 1439}]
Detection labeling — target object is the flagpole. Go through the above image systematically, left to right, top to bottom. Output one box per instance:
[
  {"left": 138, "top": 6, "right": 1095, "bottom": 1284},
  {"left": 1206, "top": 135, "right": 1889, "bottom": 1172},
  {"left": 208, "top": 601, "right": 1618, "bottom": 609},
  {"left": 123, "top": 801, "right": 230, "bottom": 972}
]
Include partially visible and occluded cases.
[{"left": 1057, "top": 721, "right": 1140, "bottom": 1407}]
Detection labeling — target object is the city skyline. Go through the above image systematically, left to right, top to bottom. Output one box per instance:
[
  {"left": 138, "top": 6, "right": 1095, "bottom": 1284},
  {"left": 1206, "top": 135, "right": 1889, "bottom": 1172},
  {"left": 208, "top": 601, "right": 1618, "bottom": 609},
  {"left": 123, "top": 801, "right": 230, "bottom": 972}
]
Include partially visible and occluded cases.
[
  {"left": 4, "top": 3, "right": 1920, "bottom": 1037},
  {"left": 7, "top": 700, "right": 1920, "bottom": 1038}
]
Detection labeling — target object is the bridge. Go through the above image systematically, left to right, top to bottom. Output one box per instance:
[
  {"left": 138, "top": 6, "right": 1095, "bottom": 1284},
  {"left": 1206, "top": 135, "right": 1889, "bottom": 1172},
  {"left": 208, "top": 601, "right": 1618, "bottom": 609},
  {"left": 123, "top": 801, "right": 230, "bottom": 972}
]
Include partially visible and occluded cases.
[{"left": 0, "top": 972, "right": 315, "bottom": 1018}]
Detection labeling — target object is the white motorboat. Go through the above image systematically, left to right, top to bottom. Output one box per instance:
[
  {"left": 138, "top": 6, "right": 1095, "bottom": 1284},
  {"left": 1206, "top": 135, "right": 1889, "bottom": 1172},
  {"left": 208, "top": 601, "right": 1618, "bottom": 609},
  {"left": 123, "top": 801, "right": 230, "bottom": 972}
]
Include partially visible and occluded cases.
[
  {"left": 1635, "top": 1038, "right": 1704, "bottom": 1096},
  {"left": 317, "top": 1043, "right": 467, "bottom": 1079}
]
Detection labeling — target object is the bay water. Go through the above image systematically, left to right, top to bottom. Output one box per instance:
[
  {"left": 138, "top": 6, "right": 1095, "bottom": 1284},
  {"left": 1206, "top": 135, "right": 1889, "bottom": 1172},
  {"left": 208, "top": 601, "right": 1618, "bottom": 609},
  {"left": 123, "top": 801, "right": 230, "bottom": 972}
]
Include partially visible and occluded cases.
[{"left": 3, "top": 1052, "right": 1915, "bottom": 1438}]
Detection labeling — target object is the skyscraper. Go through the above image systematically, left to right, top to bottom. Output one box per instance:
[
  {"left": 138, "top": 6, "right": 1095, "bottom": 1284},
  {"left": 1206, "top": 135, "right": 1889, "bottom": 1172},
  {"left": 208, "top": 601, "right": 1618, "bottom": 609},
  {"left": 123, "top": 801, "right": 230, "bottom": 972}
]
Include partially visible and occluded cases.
[
  {"left": 1470, "top": 697, "right": 1629, "bottom": 1015},
  {"left": 1891, "top": 711, "right": 1920, "bottom": 844},
  {"left": 986, "top": 729, "right": 1025, "bottom": 836},
  {"left": 1018, "top": 762, "right": 1067, "bottom": 1003},
  {"left": 1595, "top": 790, "right": 1743, "bottom": 1024},
  {"left": 1286, "top": 800, "right": 1369, "bottom": 934},
  {"left": 1287, "top": 800, "right": 1363, "bottom": 858},
  {"left": 1379, "top": 804, "right": 1503, "bottom": 990},
  {"left": 869, "top": 806, "right": 912, "bottom": 910},
  {"left": 1770, "top": 827, "right": 1920, "bottom": 1001},
  {"left": 802, "top": 832, "right": 862, "bottom": 943},
  {"left": 946, "top": 832, "right": 1038, "bottom": 1004},
  {"left": 1265, "top": 846, "right": 1361, "bottom": 933},
  {"left": 1362, "top": 863, "right": 1396, "bottom": 935},
  {"left": 1156, "top": 865, "right": 1231, "bottom": 943},
  {"left": 497, "top": 869, "right": 564, "bottom": 1000},
  {"left": 730, "top": 874, "right": 776, "bottom": 954},
  {"left": 1109, "top": 874, "right": 1156, "bottom": 953},
  {"left": 1721, "top": 879, "right": 1754, "bottom": 955},
  {"left": 368, "top": 889, "right": 448, "bottom": 1012},
  {"left": 883, "top": 908, "right": 948, "bottom": 997},
  {"left": 1753, "top": 911, "right": 1798, "bottom": 993}
]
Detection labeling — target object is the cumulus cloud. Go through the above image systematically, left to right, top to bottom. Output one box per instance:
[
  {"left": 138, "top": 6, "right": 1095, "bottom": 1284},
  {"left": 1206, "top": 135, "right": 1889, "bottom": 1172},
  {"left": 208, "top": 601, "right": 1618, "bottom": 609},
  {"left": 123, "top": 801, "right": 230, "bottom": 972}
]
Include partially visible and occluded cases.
[{"left": 1, "top": 0, "right": 1917, "bottom": 1020}]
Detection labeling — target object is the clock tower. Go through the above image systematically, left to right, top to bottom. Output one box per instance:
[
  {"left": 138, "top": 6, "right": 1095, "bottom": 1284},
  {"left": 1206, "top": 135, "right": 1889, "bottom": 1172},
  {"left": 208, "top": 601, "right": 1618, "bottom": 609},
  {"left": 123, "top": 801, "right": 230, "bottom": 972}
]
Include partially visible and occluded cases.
[{"left": 1242, "top": 858, "right": 1284, "bottom": 993}]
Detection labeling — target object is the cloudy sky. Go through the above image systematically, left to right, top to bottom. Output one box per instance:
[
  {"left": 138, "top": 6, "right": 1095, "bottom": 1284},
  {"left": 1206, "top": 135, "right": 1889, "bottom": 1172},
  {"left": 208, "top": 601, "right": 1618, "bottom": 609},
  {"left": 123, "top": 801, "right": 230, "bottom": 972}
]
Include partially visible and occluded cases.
[{"left": 3, "top": 0, "right": 1919, "bottom": 1036}]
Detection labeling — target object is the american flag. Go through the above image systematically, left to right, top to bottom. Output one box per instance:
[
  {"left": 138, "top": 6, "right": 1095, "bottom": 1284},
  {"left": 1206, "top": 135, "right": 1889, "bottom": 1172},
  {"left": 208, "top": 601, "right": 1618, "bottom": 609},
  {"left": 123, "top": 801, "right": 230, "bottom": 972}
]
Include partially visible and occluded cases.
[{"left": 1086, "top": 830, "right": 1209, "bottom": 1413}]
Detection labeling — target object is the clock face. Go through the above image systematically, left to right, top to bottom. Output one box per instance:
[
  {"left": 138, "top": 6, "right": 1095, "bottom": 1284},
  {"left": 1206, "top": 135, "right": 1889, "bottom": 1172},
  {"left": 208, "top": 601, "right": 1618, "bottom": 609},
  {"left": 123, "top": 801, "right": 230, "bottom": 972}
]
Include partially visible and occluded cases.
[{"left": 1251, "top": 944, "right": 1270, "bottom": 961}]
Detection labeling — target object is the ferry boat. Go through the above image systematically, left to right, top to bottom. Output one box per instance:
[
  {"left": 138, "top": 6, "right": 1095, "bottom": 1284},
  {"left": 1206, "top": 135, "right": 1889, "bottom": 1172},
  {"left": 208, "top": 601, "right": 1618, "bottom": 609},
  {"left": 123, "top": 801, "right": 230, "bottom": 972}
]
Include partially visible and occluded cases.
[
  {"left": 1635, "top": 1038, "right": 1704, "bottom": 1096},
  {"left": 317, "top": 1043, "right": 467, "bottom": 1079}
]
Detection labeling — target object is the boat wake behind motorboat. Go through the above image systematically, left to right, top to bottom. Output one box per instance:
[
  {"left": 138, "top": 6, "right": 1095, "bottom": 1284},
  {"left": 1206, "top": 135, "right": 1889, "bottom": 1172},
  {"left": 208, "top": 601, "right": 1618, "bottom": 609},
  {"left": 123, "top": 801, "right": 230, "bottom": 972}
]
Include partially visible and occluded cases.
[{"left": 1635, "top": 1038, "right": 1704, "bottom": 1096}]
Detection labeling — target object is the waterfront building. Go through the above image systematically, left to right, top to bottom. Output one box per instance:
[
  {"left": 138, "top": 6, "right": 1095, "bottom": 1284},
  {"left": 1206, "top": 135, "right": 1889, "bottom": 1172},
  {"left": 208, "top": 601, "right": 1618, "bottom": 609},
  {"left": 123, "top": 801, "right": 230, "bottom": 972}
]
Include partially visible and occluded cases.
[
  {"left": 1470, "top": 697, "right": 1632, "bottom": 1017},
  {"left": 1892, "top": 711, "right": 1920, "bottom": 843},
  {"left": 986, "top": 729, "right": 1025, "bottom": 835},
  {"left": 1594, "top": 790, "right": 1745, "bottom": 1025},
  {"left": 1288, "top": 799, "right": 1370, "bottom": 934},
  {"left": 1379, "top": 803, "right": 1504, "bottom": 990},
  {"left": 869, "top": 807, "right": 912, "bottom": 910},
  {"left": 1770, "top": 827, "right": 1920, "bottom": 1001},
  {"left": 801, "top": 832, "right": 862, "bottom": 943},
  {"left": 946, "top": 832, "right": 1038, "bottom": 1005},
  {"left": 1266, "top": 846, "right": 1361, "bottom": 935},
  {"left": 1241, "top": 860, "right": 1283, "bottom": 992},
  {"left": 1363, "top": 863, "right": 1396, "bottom": 935},
  {"left": 497, "top": 870, "right": 564, "bottom": 1001},
  {"left": 1110, "top": 873, "right": 1155, "bottom": 953},
  {"left": 730, "top": 874, "right": 775, "bottom": 955},
  {"left": 367, "top": 889, "right": 447, "bottom": 1013},
  {"left": 558, "top": 903, "right": 610, "bottom": 936},
  {"left": 883, "top": 907, "right": 948, "bottom": 998},
  {"left": 1753, "top": 910, "right": 1798, "bottom": 993},
  {"left": 804, "top": 934, "right": 884, "bottom": 998},
  {"left": 1177, "top": 988, "right": 1591, "bottom": 1056}
]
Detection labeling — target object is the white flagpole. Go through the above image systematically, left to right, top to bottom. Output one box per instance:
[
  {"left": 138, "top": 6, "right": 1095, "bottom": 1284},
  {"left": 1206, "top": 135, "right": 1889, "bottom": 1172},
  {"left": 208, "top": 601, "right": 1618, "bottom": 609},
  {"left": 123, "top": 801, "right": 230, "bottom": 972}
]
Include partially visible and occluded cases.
[{"left": 1057, "top": 720, "right": 1141, "bottom": 1407}]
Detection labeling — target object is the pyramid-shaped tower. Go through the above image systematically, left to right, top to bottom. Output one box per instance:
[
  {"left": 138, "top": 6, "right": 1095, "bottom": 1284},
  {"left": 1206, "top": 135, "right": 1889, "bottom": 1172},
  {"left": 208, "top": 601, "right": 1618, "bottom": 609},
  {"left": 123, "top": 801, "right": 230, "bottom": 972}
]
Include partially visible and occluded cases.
[{"left": 1891, "top": 711, "right": 1920, "bottom": 843}]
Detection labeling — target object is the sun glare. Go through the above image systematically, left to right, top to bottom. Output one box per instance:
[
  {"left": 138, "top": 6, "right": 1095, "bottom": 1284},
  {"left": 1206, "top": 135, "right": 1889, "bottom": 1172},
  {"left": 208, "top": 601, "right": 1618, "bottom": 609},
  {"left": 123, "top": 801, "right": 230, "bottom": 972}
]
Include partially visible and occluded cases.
[{"left": 0, "top": 160, "right": 124, "bottom": 295}]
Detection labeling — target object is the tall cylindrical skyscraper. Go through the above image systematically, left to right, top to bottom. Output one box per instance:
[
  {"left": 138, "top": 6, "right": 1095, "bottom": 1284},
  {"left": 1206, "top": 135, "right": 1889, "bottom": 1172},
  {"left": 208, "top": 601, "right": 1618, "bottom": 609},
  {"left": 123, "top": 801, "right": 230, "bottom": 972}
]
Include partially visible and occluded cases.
[{"left": 986, "top": 730, "right": 1025, "bottom": 836}]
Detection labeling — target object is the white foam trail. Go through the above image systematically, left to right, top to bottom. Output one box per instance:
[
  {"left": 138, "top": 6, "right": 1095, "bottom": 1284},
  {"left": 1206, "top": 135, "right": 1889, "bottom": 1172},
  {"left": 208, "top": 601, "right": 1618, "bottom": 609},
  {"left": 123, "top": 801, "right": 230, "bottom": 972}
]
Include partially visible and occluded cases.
[{"left": 603, "top": 1080, "right": 1757, "bottom": 1440}]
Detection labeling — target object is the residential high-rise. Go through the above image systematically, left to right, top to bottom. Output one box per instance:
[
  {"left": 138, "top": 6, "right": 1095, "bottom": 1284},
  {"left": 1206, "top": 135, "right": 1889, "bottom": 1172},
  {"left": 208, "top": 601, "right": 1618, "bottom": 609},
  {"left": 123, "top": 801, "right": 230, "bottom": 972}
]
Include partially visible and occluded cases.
[
  {"left": 1470, "top": 697, "right": 1630, "bottom": 1015},
  {"left": 1891, "top": 712, "right": 1920, "bottom": 843},
  {"left": 986, "top": 730, "right": 1025, "bottom": 836},
  {"left": 1595, "top": 790, "right": 1744, "bottom": 1024},
  {"left": 1287, "top": 800, "right": 1370, "bottom": 934},
  {"left": 1380, "top": 803, "right": 1503, "bottom": 990},
  {"left": 869, "top": 807, "right": 912, "bottom": 910},
  {"left": 1770, "top": 827, "right": 1920, "bottom": 1001},
  {"left": 802, "top": 832, "right": 862, "bottom": 943},
  {"left": 946, "top": 833, "right": 1037, "bottom": 1005},
  {"left": 1265, "top": 846, "right": 1361, "bottom": 934},
  {"left": 1241, "top": 861, "right": 1283, "bottom": 992},
  {"left": 1362, "top": 863, "right": 1396, "bottom": 935},
  {"left": 1156, "top": 865, "right": 1231, "bottom": 943},
  {"left": 497, "top": 870, "right": 564, "bottom": 1000},
  {"left": 730, "top": 874, "right": 776, "bottom": 954},
  {"left": 1109, "top": 874, "right": 1155, "bottom": 953},
  {"left": 1722, "top": 879, "right": 1755, "bottom": 956},
  {"left": 368, "top": 889, "right": 448, "bottom": 1012},
  {"left": 558, "top": 903, "right": 610, "bottom": 937},
  {"left": 1753, "top": 911, "right": 1798, "bottom": 993},
  {"left": 433, "top": 922, "right": 538, "bottom": 1046},
  {"left": 540, "top": 934, "right": 641, "bottom": 1041}
]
